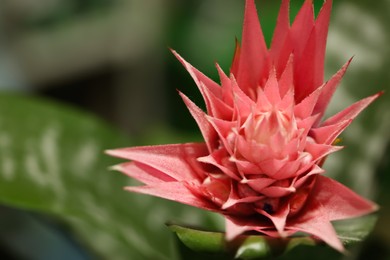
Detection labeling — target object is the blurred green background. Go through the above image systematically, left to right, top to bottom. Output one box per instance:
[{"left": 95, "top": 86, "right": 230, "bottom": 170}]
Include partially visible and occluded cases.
[{"left": 0, "top": 0, "right": 389, "bottom": 259}]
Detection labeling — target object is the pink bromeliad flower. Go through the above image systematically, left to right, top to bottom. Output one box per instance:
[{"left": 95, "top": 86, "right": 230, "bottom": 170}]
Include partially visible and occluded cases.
[{"left": 107, "top": 0, "right": 380, "bottom": 251}]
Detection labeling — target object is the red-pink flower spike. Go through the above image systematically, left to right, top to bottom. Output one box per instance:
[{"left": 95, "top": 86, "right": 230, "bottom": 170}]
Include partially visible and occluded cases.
[{"left": 107, "top": 0, "right": 380, "bottom": 252}]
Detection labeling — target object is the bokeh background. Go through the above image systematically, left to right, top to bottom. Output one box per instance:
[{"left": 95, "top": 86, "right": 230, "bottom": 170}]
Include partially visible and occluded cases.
[{"left": 0, "top": 0, "right": 389, "bottom": 259}]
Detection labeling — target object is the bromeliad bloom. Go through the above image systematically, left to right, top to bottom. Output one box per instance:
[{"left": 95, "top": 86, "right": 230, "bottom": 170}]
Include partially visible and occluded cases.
[{"left": 107, "top": 0, "right": 380, "bottom": 251}]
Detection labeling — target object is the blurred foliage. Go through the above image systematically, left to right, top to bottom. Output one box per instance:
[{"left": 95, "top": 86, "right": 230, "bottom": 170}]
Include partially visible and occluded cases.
[
  {"left": 4, "top": 0, "right": 116, "bottom": 31},
  {"left": 0, "top": 93, "right": 222, "bottom": 259}
]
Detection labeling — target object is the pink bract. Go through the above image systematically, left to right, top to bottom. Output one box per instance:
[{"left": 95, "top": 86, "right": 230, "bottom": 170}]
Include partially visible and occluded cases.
[{"left": 107, "top": 0, "right": 380, "bottom": 252}]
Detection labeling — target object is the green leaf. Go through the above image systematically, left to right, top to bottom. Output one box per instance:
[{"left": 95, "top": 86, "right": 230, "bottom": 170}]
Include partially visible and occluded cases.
[
  {"left": 0, "top": 93, "right": 220, "bottom": 260},
  {"left": 168, "top": 214, "right": 377, "bottom": 259},
  {"left": 333, "top": 214, "right": 378, "bottom": 246},
  {"left": 168, "top": 224, "right": 226, "bottom": 253}
]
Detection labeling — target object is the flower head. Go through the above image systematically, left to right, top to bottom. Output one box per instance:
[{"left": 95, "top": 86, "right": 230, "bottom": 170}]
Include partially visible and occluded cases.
[{"left": 107, "top": 0, "right": 380, "bottom": 251}]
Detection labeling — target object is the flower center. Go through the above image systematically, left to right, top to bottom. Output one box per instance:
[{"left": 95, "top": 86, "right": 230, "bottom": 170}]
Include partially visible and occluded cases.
[{"left": 243, "top": 108, "right": 295, "bottom": 147}]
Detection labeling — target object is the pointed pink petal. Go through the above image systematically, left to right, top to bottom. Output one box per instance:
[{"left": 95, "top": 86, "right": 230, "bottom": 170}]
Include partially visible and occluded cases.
[
  {"left": 237, "top": 0, "right": 269, "bottom": 92},
  {"left": 270, "top": 0, "right": 290, "bottom": 75},
  {"left": 290, "top": 0, "right": 314, "bottom": 58},
  {"left": 291, "top": 0, "right": 315, "bottom": 102},
  {"left": 294, "top": 0, "right": 332, "bottom": 101},
  {"left": 311, "top": 0, "right": 333, "bottom": 81},
  {"left": 276, "top": 31, "right": 294, "bottom": 79},
  {"left": 230, "top": 38, "right": 241, "bottom": 76},
  {"left": 172, "top": 50, "right": 221, "bottom": 114},
  {"left": 172, "top": 50, "right": 221, "bottom": 96},
  {"left": 278, "top": 55, "right": 294, "bottom": 98},
  {"left": 313, "top": 58, "right": 352, "bottom": 122},
  {"left": 216, "top": 63, "right": 234, "bottom": 108},
  {"left": 263, "top": 69, "right": 282, "bottom": 104},
  {"left": 231, "top": 74, "right": 255, "bottom": 117},
  {"left": 200, "top": 81, "right": 234, "bottom": 120},
  {"left": 294, "top": 85, "right": 322, "bottom": 119},
  {"left": 256, "top": 86, "right": 273, "bottom": 111},
  {"left": 277, "top": 88, "right": 294, "bottom": 113},
  {"left": 179, "top": 92, "right": 218, "bottom": 151},
  {"left": 322, "top": 92, "right": 382, "bottom": 127},
  {"left": 296, "top": 114, "right": 320, "bottom": 138},
  {"left": 207, "top": 116, "right": 237, "bottom": 155},
  {"left": 311, "top": 120, "right": 351, "bottom": 145},
  {"left": 269, "top": 131, "right": 290, "bottom": 156},
  {"left": 236, "top": 136, "right": 272, "bottom": 163},
  {"left": 280, "top": 137, "right": 300, "bottom": 157},
  {"left": 304, "top": 142, "right": 343, "bottom": 161},
  {"left": 106, "top": 143, "right": 208, "bottom": 181},
  {"left": 197, "top": 153, "right": 241, "bottom": 181},
  {"left": 231, "top": 156, "right": 264, "bottom": 177},
  {"left": 258, "top": 158, "right": 287, "bottom": 177},
  {"left": 294, "top": 159, "right": 327, "bottom": 182},
  {"left": 271, "top": 160, "right": 302, "bottom": 180},
  {"left": 113, "top": 162, "right": 175, "bottom": 185},
  {"left": 291, "top": 164, "right": 323, "bottom": 189},
  {"left": 294, "top": 165, "right": 324, "bottom": 188},
  {"left": 198, "top": 174, "right": 232, "bottom": 206},
  {"left": 289, "top": 174, "right": 378, "bottom": 252},
  {"left": 287, "top": 175, "right": 344, "bottom": 252},
  {"left": 312, "top": 175, "right": 378, "bottom": 221},
  {"left": 244, "top": 177, "right": 275, "bottom": 193},
  {"left": 125, "top": 182, "right": 216, "bottom": 211},
  {"left": 221, "top": 183, "right": 262, "bottom": 212},
  {"left": 261, "top": 185, "right": 296, "bottom": 198},
  {"left": 222, "top": 195, "right": 262, "bottom": 210},
  {"left": 257, "top": 203, "right": 290, "bottom": 236},
  {"left": 287, "top": 209, "right": 344, "bottom": 252},
  {"left": 225, "top": 215, "right": 294, "bottom": 240},
  {"left": 225, "top": 217, "right": 252, "bottom": 240}
]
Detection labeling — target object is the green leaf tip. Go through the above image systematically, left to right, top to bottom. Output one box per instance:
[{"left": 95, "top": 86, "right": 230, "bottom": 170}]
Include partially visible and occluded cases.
[
  {"left": 333, "top": 214, "right": 378, "bottom": 246},
  {"left": 168, "top": 223, "right": 226, "bottom": 253}
]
